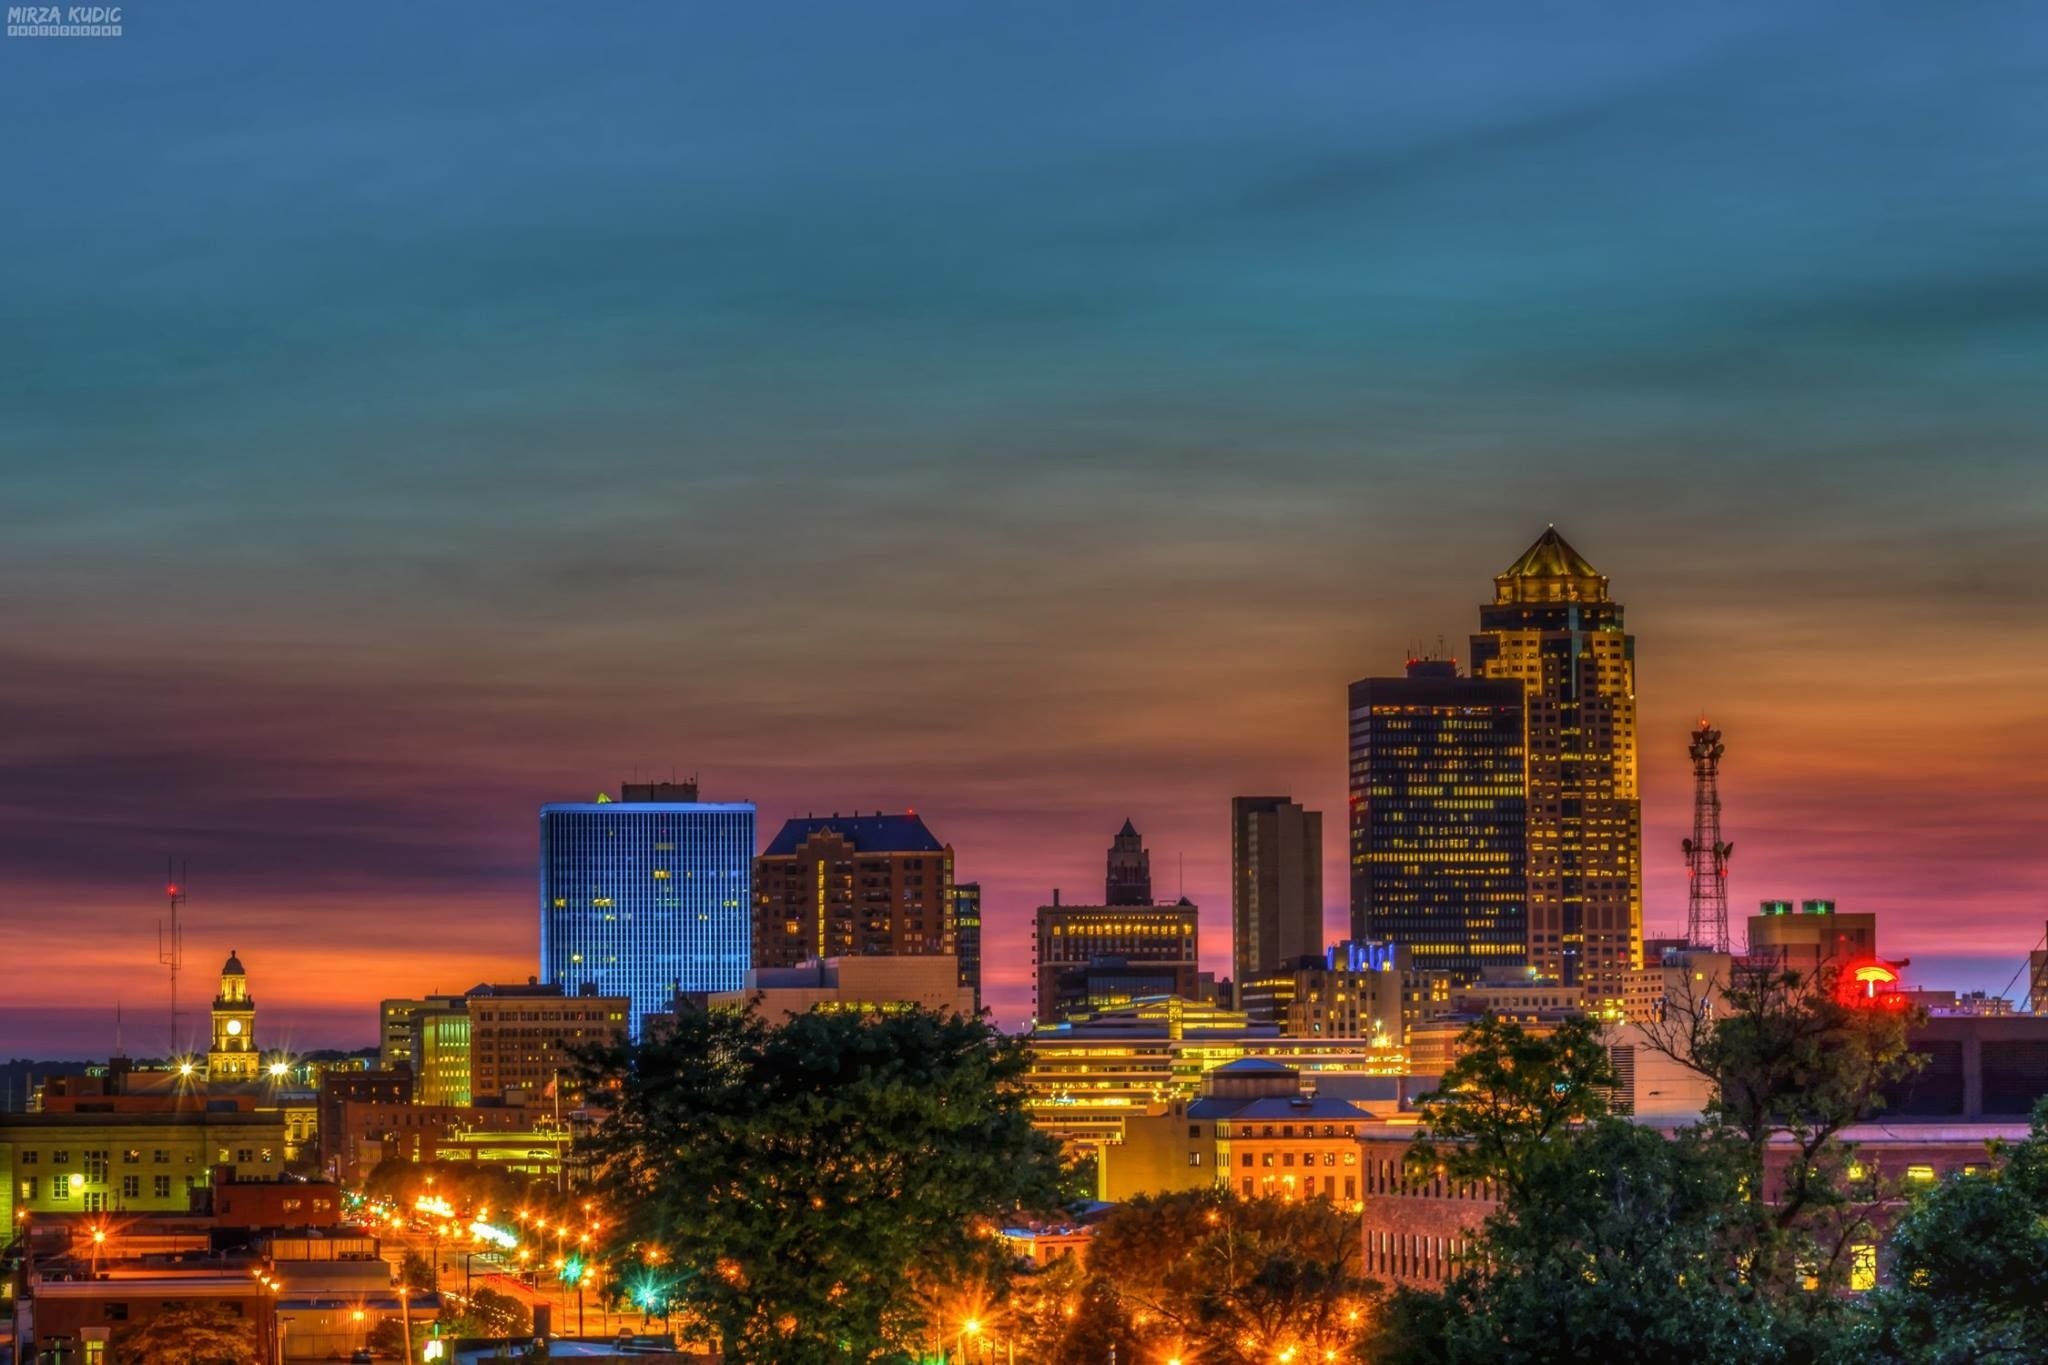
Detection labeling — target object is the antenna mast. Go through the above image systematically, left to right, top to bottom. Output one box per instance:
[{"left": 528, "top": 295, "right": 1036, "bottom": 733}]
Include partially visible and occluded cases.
[
  {"left": 1681, "top": 721, "right": 1733, "bottom": 952},
  {"left": 157, "top": 858, "right": 187, "bottom": 1052}
]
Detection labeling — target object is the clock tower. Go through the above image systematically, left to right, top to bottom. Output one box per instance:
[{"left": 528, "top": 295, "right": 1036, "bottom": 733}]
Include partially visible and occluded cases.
[{"left": 207, "top": 950, "right": 258, "bottom": 1080}]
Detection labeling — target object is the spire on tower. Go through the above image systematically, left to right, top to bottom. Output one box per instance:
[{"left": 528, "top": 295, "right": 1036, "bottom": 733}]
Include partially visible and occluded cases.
[{"left": 1106, "top": 820, "right": 1152, "bottom": 906}]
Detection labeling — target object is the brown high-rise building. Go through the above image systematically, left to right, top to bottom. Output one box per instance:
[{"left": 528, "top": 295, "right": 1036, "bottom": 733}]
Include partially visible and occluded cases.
[
  {"left": 1471, "top": 527, "right": 1642, "bottom": 1004},
  {"left": 1231, "top": 797, "right": 1323, "bottom": 986},
  {"left": 752, "top": 812, "right": 955, "bottom": 967},
  {"left": 1105, "top": 819, "right": 1152, "bottom": 905},
  {"left": 1033, "top": 895, "right": 1200, "bottom": 1023},
  {"left": 465, "top": 979, "right": 629, "bottom": 1106}
]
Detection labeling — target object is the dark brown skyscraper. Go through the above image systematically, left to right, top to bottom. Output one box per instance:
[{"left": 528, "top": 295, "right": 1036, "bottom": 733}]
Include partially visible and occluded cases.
[
  {"left": 1471, "top": 527, "right": 1642, "bottom": 1004},
  {"left": 1349, "top": 659, "right": 1527, "bottom": 983},
  {"left": 1230, "top": 796, "right": 1323, "bottom": 986},
  {"left": 752, "top": 812, "right": 955, "bottom": 967},
  {"left": 1105, "top": 818, "right": 1152, "bottom": 906},
  {"left": 1033, "top": 895, "right": 1200, "bottom": 1022}
]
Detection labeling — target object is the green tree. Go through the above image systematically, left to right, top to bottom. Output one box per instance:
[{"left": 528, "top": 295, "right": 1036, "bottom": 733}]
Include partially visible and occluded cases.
[
  {"left": 1645, "top": 963, "right": 1923, "bottom": 1301},
  {"left": 578, "top": 1004, "right": 1064, "bottom": 1365},
  {"left": 1410, "top": 1013, "right": 1616, "bottom": 1199},
  {"left": 1851, "top": 1099, "right": 2048, "bottom": 1363},
  {"left": 1371, "top": 1120, "right": 1779, "bottom": 1365},
  {"left": 1057, "top": 1150, "right": 1099, "bottom": 1206},
  {"left": 1084, "top": 1189, "right": 1375, "bottom": 1364},
  {"left": 398, "top": 1247, "right": 436, "bottom": 1293},
  {"left": 1009, "top": 1253, "right": 1129, "bottom": 1365},
  {"left": 442, "top": 1283, "right": 532, "bottom": 1337},
  {"left": 110, "top": 1303, "right": 259, "bottom": 1365},
  {"left": 366, "top": 1317, "right": 412, "bottom": 1357}
]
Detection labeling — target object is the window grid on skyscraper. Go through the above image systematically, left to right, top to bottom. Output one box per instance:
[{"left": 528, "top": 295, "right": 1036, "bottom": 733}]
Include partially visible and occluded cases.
[{"left": 540, "top": 801, "right": 755, "bottom": 1037}]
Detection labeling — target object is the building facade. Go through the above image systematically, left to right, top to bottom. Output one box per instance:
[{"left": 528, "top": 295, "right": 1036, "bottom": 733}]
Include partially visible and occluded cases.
[
  {"left": 1471, "top": 527, "right": 1642, "bottom": 1002},
  {"left": 1349, "top": 659, "right": 1527, "bottom": 984},
  {"left": 541, "top": 789, "right": 756, "bottom": 1036},
  {"left": 1231, "top": 796, "right": 1324, "bottom": 988},
  {"left": 752, "top": 812, "right": 955, "bottom": 968},
  {"left": 1105, "top": 819, "right": 1152, "bottom": 906},
  {"left": 952, "top": 881, "right": 983, "bottom": 1012},
  {"left": 1033, "top": 897, "right": 1200, "bottom": 1024},
  {"left": 1747, "top": 899, "right": 1876, "bottom": 977},
  {"left": 2031, "top": 924, "right": 2048, "bottom": 1016},
  {"left": 1237, "top": 942, "right": 1445, "bottom": 1044},
  {"left": 206, "top": 952, "right": 258, "bottom": 1081},
  {"left": 711, "top": 954, "right": 977, "bottom": 1020},
  {"left": 466, "top": 980, "right": 629, "bottom": 1105},
  {"left": 376, "top": 995, "right": 463, "bottom": 1073},
  {"left": 409, "top": 997, "right": 472, "bottom": 1107},
  {"left": 1024, "top": 997, "right": 1408, "bottom": 1151},
  {"left": 1102, "top": 1059, "right": 1376, "bottom": 1204},
  {"left": 314, "top": 1071, "right": 410, "bottom": 1177},
  {"left": 324, "top": 1101, "right": 569, "bottom": 1186},
  {"left": 0, "top": 1111, "right": 287, "bottom": 1225}
]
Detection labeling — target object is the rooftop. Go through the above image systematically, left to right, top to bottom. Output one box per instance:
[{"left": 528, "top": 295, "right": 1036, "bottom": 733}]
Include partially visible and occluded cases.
[
  {"left": 1499, "top": 525, "right": 1601, "bottom": 581},
  {"left": 1492, "top": 526, "right": 1611, "bottom": 606},
  {"left": 763, "top": 811, "right": 945, "bottom": 857},
  {"left": 1188, "top": 1095, "right": 1378, "bottom": 1121}
]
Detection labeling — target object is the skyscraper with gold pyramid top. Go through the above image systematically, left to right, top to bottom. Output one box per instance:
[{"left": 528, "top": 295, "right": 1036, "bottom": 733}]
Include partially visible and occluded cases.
[{"left": 1471, "top": 527, "right": 1642, "bottom": 1005}]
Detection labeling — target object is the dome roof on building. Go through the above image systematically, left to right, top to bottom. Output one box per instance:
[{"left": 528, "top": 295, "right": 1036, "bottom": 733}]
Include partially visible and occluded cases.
[{"left": 221, "top": 950, "right": 245, "bottom": 976}]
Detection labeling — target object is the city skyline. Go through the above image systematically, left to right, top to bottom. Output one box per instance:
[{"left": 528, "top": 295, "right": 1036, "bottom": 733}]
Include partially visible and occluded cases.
[
  {"left": 5, "top": 2, "right": 2047, "bottom": 1055},
  {"left": 4, "top": 519, "right": 2041, "bottom": 1055}
]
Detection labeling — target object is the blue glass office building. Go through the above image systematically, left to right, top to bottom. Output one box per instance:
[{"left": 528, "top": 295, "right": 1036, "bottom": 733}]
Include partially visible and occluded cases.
[{"left": 540, "top": 796, "right": 755, "bottom": 1036}]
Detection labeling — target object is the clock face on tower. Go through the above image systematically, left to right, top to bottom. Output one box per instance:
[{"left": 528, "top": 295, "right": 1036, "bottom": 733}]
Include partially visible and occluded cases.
[{"left": 226, "top": 1019, "right": 243, "bottom": 1036}]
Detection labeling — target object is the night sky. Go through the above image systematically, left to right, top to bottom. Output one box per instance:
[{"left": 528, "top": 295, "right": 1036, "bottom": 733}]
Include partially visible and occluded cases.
[{"left": 4, "top": 2, "right": 2046, "bottom": 1058}]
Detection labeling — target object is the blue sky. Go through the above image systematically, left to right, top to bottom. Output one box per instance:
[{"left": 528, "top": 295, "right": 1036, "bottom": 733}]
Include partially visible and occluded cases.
[{"left": 2, "top": 1, "right": 2045, "bottom": 1050}]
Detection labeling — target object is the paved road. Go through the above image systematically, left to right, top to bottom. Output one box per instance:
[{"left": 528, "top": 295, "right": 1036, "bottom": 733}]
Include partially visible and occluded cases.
[{"left": 371, "top": 1225, "right": 658, "bottom": 1339}]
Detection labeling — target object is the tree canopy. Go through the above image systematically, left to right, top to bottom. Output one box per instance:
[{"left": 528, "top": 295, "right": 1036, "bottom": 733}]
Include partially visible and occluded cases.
[
  {"left": 1644, "top": 963, "right": 1923, "bottom": 1302},
  {"left": 1376, "top": 983, "right": 1933, "bottom": 1365},
  {"left": 578, "top": 1003, "right": 1064, "bottom": 1365},
  {"left": 1410, "top": 1013, "right": 1615, "bottom": 1199},
  {"left": 1851, "top": 1098, "right": 2048, "bottom": 1363},
  {"left": 1374, "top": 1118, "right": 1777, "bottom": 1365},
  {"left": 1016, "top": 1189, "right": 1374, "bottom": 1365},
  {"left": 110, "top": 1303, "right": 259, "bottom": 1365}
]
